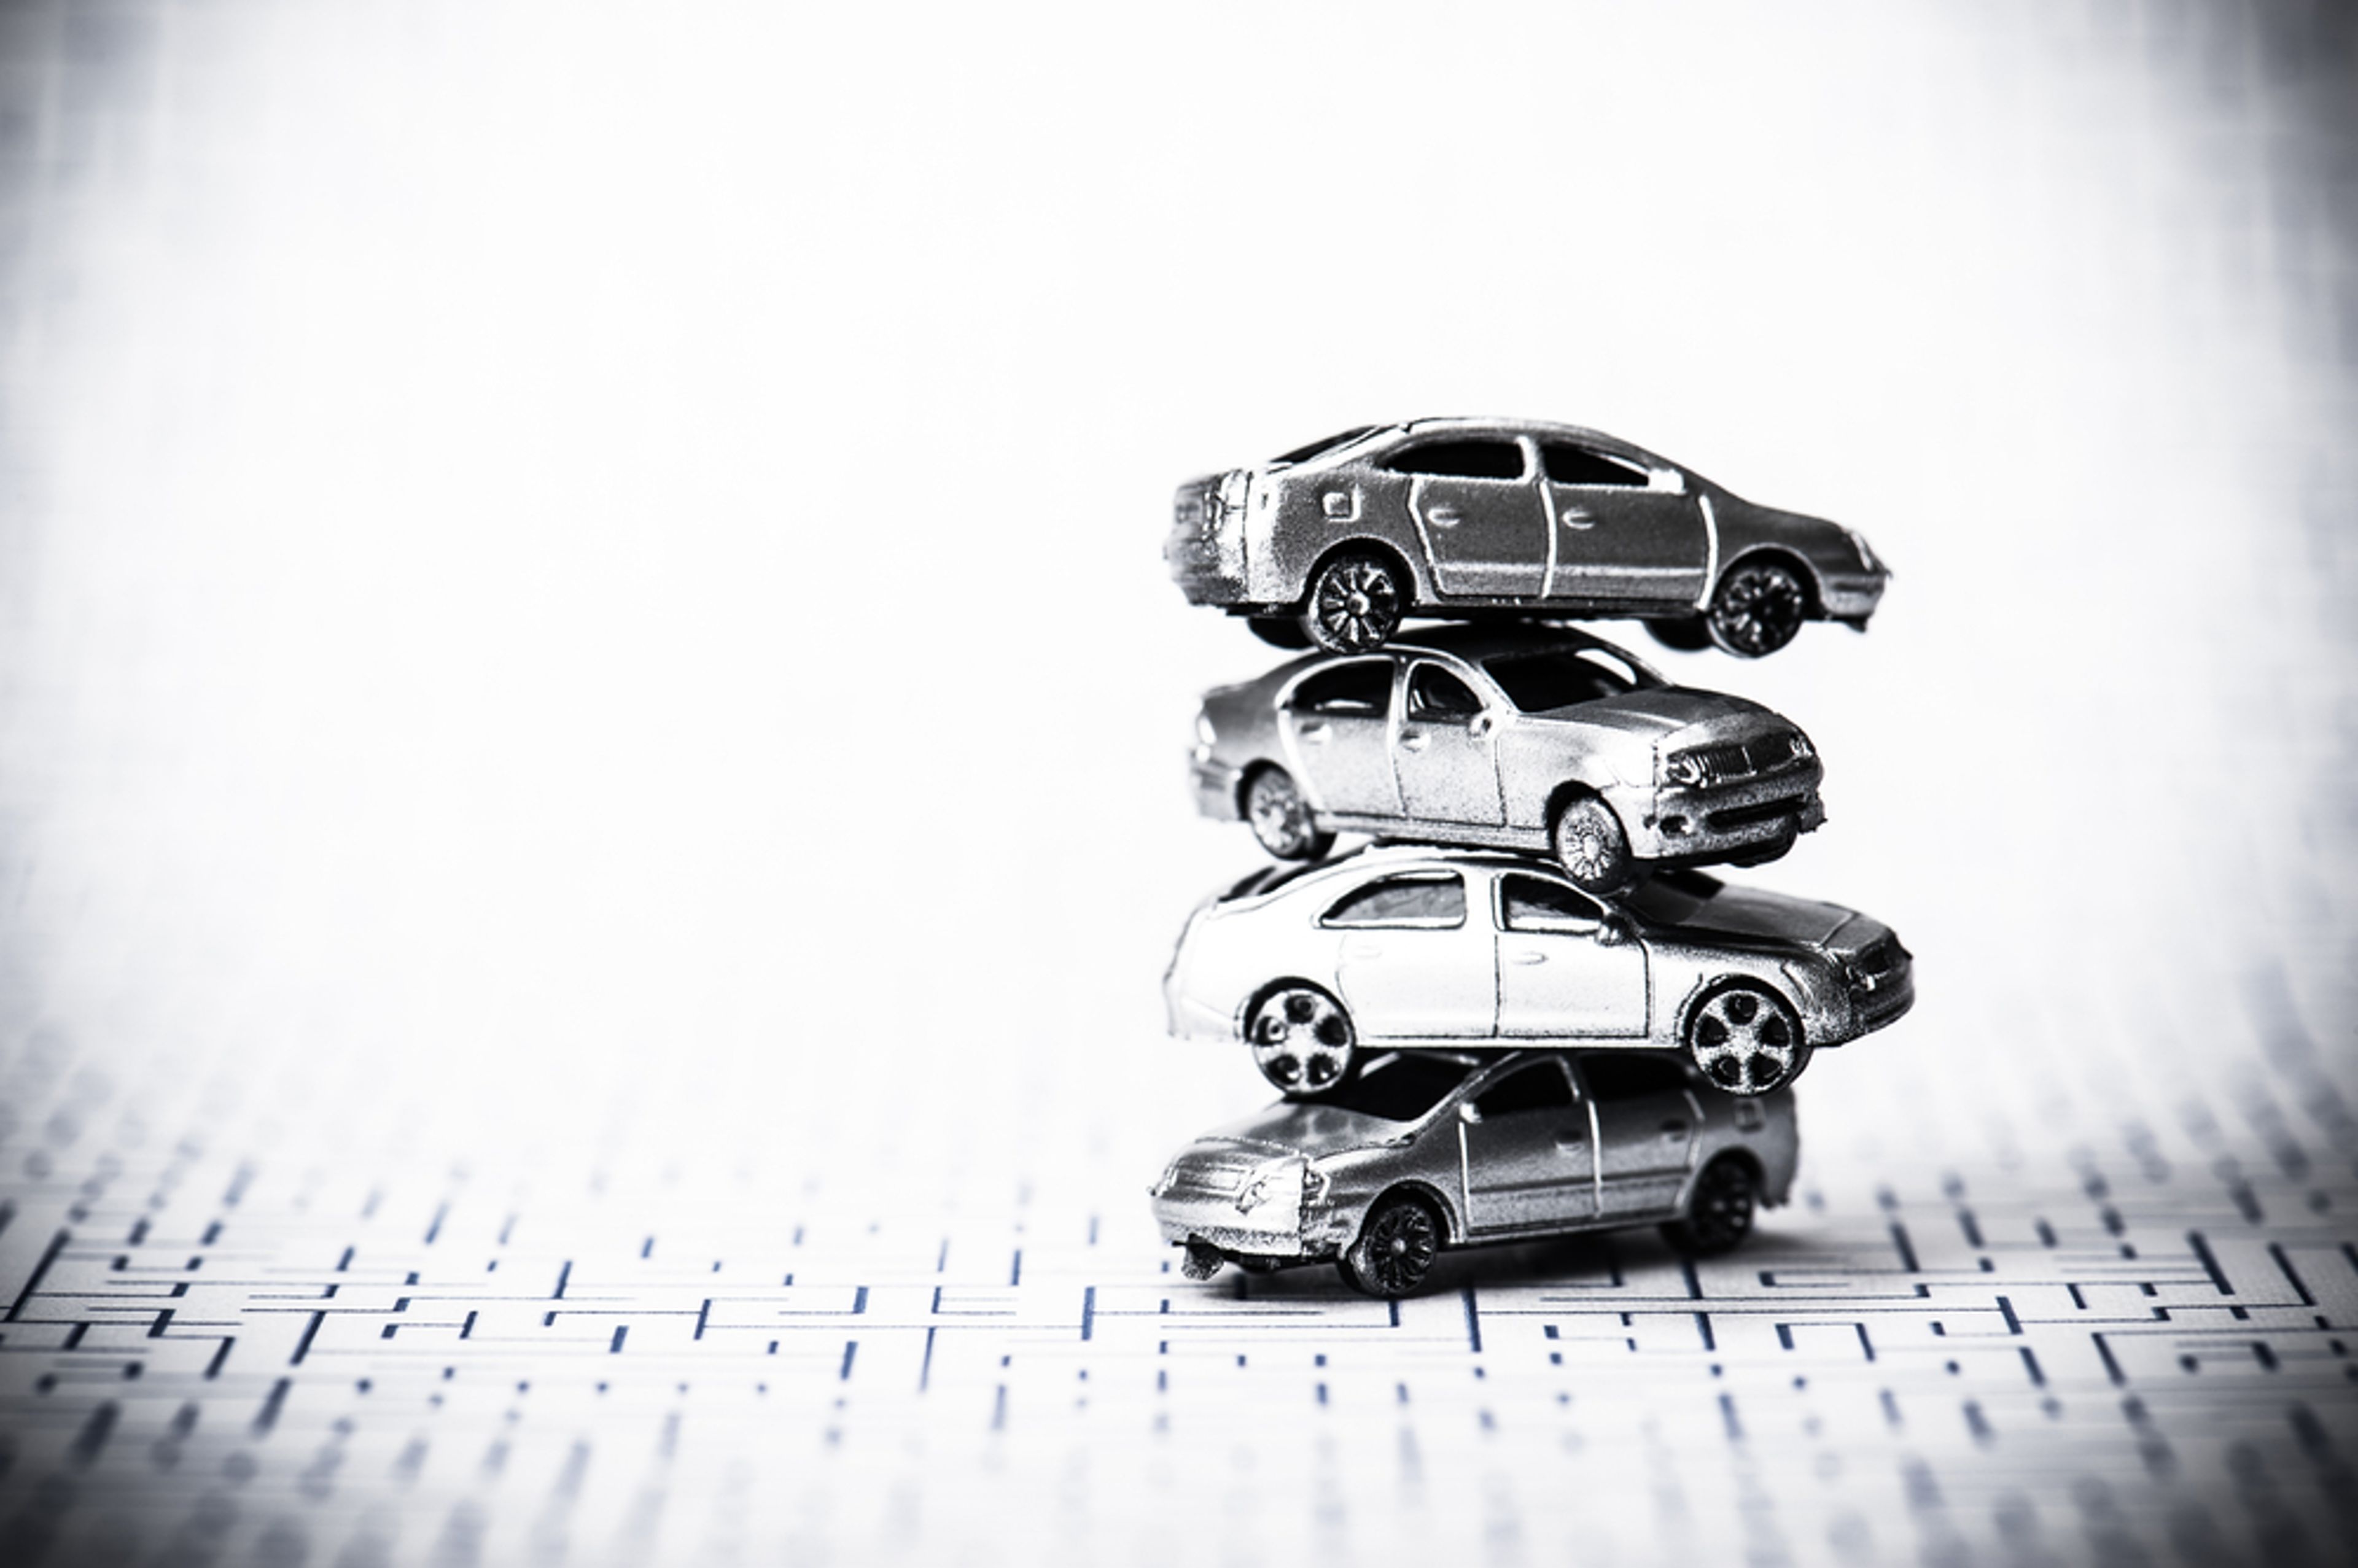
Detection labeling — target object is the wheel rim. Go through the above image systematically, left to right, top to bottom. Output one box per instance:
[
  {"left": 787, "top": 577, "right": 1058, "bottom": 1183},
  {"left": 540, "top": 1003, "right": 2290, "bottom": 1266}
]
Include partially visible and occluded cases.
[
  {"left": 1310, "top": 557, "right": 1401, "bottom": 651},
  {"left": 1711, "top": 563, "right": 1805, "bottom": 656},
  {"left": 1245, "top": 770, "right": 1318, "bottom": 859},
  {"left": 1554, "top": 798, "right": 1625, "bottom": 888},
  {"left": 1689, "top": 984, "right": 1801, "bottom": 1093},
  {"left": 1248, "top": 987, "right": 1354, "bottom": 1093},
  {"left": 1688, "top": 1163, "right": 1755, "bottom": 1249},
  {"left": 1357, "top": 1201, "right": 1439, "bottom": 1295}
]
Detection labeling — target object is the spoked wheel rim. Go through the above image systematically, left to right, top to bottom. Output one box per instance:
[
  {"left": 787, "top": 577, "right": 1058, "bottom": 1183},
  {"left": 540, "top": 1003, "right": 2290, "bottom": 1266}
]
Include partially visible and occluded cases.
[
  {"left": 1306, "top": 556, "right": 1403, "bottom": 653},
  {"left": 1708, "top": 561, "right": 1807, "bottom": 657},
  {"left": 1244, "top": 769, "right": 1326, "bottom": 860},
  {"left": 1552, "top": 795, "right": 1632, "bottom": 893},
  {"left": 1687, "top": 982, "right": 1804, "bottom": 1094},
  {"left": 1247, "top": 986, "right": 1355, "bottom": 1094},
  {"left": 1682, "top": 1160, "right": 1757, "bottom": 1253},
  {"left": 1348, "top": 1198, "right": 1440, "bottom": 1297}
]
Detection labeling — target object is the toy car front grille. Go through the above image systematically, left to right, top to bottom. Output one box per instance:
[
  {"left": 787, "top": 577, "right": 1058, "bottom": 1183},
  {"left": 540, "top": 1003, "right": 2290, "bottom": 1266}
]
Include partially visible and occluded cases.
[
  {"left": 1675, "top": 735, "right": 1802, "bottom": 785},
  {"left": 1705, "top": 794, "right": 1811, "bottom": 832}
]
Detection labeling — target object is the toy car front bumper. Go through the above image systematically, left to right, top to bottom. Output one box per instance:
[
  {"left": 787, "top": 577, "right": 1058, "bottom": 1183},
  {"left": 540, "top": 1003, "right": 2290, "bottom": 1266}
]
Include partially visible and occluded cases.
[
  {"left": 1816, "top": 570, "right": 1886, "bottom": 624},
  {"left": 1633, "top": 780, "right": 1826, "bottom": 862},
  {"left": 1151, "top": 1198, "right": 1319, "bottom": 1260}
]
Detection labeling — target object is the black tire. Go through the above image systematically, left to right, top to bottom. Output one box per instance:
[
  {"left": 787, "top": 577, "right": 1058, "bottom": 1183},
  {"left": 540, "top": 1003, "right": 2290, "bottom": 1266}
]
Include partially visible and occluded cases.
[
  {"left": 1301, "top": 551, "right": 1406, "bottom": 653},
  {"left": 1705, "top": 558, "right": 1808, "bottom": 658},
  {"left": 1249, "top": 615, "right": 1313, "bottom": 650},
  {"left": 1648, "top": 615, "right": 1713, "bottom": 653},
  {"left": 1242, "top": 767, "right": 1334, "bottom": 861},
  {"left": 1551, "top": 793, "right": 1635, "bottom": 895},
  {"left": 1684, "top": 979, "right": 1809, "bottom": 1095},
  {"left": 1245, "top": 984, "right": 1356, "bottom": 1094},
  {"left": 1662, "top": 1156, "right": 1758, "bottom": 1256},
  {"left": 1337, "top": 1192, "right": 1444, "bottom": 1297}
]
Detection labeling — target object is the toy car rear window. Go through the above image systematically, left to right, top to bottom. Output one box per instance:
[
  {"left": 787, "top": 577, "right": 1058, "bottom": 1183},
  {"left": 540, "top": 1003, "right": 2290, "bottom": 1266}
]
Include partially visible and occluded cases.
[
  {"left": 1270, "top": 426, "right": 1380, "bottom": 465},
  {"left": 1541, "top": 442, "right": 1649, "bottom": 487},
  {"left": 1481, "top": 649, "right": 1641, "bottom": 712},
  {"left": 1290, "top": 661, "right": 1391, "bottom": 717},
  {"left": 1220, "top": 863, "right": 1325, "bottom": 902},
  {"left": 1619, "top": 869, "right": 1724, "bottom": 925},
  {"left": 1321, "top": 873, "right": 1466, "bottom": 928},
  {"left": 1313, "top": 1052, "right": 1474, "bottom": 1121}
]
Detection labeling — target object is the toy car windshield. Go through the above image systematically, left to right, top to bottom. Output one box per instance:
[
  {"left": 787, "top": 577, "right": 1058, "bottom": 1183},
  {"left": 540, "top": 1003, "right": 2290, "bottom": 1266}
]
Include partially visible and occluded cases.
[
  {"left": 1481, "top": 647, "right": 1647, "bottom": 713},
  {"left": 1297, "top": 1050, "right": 1474, "bottom": 1120}
]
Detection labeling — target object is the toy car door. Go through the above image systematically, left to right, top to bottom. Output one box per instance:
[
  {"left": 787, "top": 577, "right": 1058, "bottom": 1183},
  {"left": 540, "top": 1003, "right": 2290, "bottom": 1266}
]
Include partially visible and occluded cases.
[
  {"left": 1382, "top": 435, "right": 1546, "bottom": 599},
  {"left": 1538, "top": 439, "right": 1708, "bottom": 608},
  {"left": 1279, "top": 659, "right": 1400, "bottom": 816},
  {"left": 1393, "top": 660, "right": 1506, "bottom": 825},
  {"left": 1322, "top": 871, "right": 1494, "bottom": 1040},
  {"left": 1492, "top": 872, "right": 1649, "bottom": 1038},
  {"left": 1579, "top": 1054, "right": 1700, "bottom": 1217},
  {"left": 1458, "top": 1057, "right": 1598, "bottom": 1233}
]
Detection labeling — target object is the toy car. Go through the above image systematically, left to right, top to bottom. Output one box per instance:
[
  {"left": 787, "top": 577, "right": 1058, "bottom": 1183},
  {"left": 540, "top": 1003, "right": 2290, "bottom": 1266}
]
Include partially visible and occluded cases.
[
  {"left": 1165, "top": 418, "right": 1886, "bottom": 656},
  {"left": 1190, "top": 626, "right": 1823, "bottom": 893},
  {"left": 1164, "top": 846, "right": 1911, "bottom": 1096},
  {"left": 1150, "top": 1047, "right": 1797, "bottom": 1297}
]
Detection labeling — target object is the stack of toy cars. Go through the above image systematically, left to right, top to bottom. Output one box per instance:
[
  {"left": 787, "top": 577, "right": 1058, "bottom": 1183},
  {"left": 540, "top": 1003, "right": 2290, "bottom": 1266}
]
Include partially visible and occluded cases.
[{"left": 1147, "top": 419, "right": 1913, "bottom": 1298}]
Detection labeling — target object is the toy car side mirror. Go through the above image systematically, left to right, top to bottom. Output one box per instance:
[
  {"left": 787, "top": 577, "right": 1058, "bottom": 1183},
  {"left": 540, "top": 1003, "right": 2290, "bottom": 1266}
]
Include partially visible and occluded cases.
[
  {"left": 1468, "top": 712, "right": 1493, "bottom": 738},
  {"left": 1595, "top": 914, "right": 1633, "bottom": 945},
  {"left": 1457, "top": 1101, "right": 1482, "bottom": 1125}
]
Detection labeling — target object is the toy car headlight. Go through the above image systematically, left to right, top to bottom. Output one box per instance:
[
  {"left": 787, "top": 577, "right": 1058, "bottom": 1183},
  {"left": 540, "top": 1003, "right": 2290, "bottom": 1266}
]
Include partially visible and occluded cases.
[
  {"left": 1845, "top": 527, "right": 1879, "bottom": 572},
  {"left": 1196, "top": 712, "right": 1217, "bottom": 748},
  {"left": 1788, "top": 731, "right": 1814, "bottom": 762},
  {"left": 1662, "top": 751, "right": 1706, "bottom": 787},
  {"left": 1301, "top": 1164, "right": 1330, "bottom": 1205},
  {"left": 1234, "top": 1171, "right": 1272, "bottom": 1214}
]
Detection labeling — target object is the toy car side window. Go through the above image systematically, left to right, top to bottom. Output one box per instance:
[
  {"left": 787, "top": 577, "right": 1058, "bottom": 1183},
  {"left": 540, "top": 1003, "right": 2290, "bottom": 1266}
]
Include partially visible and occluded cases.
[
  {"left": 1379, "top": 439, "right": 1526, "bottom": 481},
  {"left": 1540, "top": 442, "right": 1648, "bottom": 487},
  {"left": 1288, "top": 661, "right": 1391, "bottom": 717},
  {"left": 1407, "top": 664, "right": 1483, "bottom": 722},
  {"left": 1320, "top": 873, "right": 1466, "bottom": 930},
  {"left": 1498, "top": 874, "right": 1601, "bottom": 932},
  {"left": 1578, "top": 1054, "right": 1689, "bottom": 1101},
  {"left": 1473, "top": 1059, "right": 1576, "bottom": 1118}
]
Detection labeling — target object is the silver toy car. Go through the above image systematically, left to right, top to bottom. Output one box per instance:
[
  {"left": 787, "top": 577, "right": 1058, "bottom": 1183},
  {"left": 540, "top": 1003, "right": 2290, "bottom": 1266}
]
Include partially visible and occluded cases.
[
  {"left": 1166, "top": 418, "right": 1887, "bottom": 657},
  {"left": 1191, "top": 626, "right": 1823, "bottom": 893},
  {"left": 1165, "top": 847, "right": 1912, "bottom": 1096},
  {"left": 1151, "top": 1047, "right": 1798, "bottom": 1297}
]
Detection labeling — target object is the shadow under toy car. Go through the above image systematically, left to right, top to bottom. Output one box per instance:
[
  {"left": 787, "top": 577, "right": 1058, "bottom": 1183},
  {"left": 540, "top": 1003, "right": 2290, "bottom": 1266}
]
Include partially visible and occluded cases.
[
  {"left": 1167, "top": 417, "right": 1886, "bottom": 658},
  {"left": 1151, "top": 1047, "right": 1798, "bottom": 1298}
]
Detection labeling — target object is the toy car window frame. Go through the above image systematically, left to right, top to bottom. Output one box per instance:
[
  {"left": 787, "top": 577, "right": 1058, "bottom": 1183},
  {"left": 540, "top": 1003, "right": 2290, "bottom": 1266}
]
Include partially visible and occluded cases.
[
  {"left": 1377, "top": 437, "right": 1528, "bottom": 482},
  {"left": 1539, "top": 441, "right": 1649, "bottom": 488},
  {"left": 1287, "top": 659, "right": 1393, "bottom": 718},
  {"left": 1406, "top": 662, "right": 1484, "bottom": 723},
  {"left": 1318, "top": 872, "right": 1467, "bottom": 930},
  {"left": 1497, "top": 873, "right": 1602, "bottom": 933},
  {"left": 1575, "top": 1053, "right": 1691, "bottom": 1102},
  {"left": 1471, "top": 1058, "right": 1576, "bottom": 1118}
]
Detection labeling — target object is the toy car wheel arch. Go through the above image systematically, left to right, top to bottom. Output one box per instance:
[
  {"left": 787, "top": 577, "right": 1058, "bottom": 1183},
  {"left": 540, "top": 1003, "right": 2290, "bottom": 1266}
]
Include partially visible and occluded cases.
[
  {"left": 1301, "top": 549, "right": 1407, "bottom": 653},
  {"left": 1706, "top": 556, "right": 1811, "bottom": 657},
  {"left": 1242, "top": 766, "right": 1334, "bottom": 861},
  {"left": 1550, "top": 791, "right": 1635, "bottom": 895},
  {"left": 1684, "top": 978, "right": 1809, "bottom": 1094},
  {"left": 1245, "top": 982, "right": 1356, "bottom": 1093},
  {"left": 1662, "top": 1154, "right": 1759, "bottom": 1256},
  {"left": 1338, "top": 1190, "right": 1444, "bottom": 1297}
]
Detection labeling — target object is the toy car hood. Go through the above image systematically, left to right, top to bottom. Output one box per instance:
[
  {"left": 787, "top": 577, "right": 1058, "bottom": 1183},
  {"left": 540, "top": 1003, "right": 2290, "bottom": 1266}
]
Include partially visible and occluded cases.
[
  {"left": 1534, "top": 685, "right": 1788, "bottom": 738},
  {"left": 1643, "top": 880, "right": 1864, "bottom": 947},
  {"left": 1197, "top": 1100, "right": 1417, "bottom": 1159}
]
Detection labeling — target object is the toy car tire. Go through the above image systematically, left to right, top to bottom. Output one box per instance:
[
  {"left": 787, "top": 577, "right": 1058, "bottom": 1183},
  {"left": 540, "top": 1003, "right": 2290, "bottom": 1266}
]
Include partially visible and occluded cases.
[
  {"left": 1300, "top": 551, "right": 1406, "bottom": 653},
  {"left": 1706, "top": 558, "right": 1808, "bottom": 657},
  {"left": 1248, "top": 616, "right": 1313, "bottom": 650},
  {"left": 1242, "top": 767, "right": 1334, "bottom": 861},
  {"left": 1550, "top": 793, "right": 1635, "bottom": 895},
  {"left": 1684, "top": 979, "right": 1809, "bottom": 1095},
  {"left": 1245, "top": 984, "right": 1356, "bottom": 1094},
  {"left": 1662, "top": 1155, "right": 1759, "bottom": 1256},
  {"left": 1337, "top": 1192, "right": 1443, "bottom": 1298}
]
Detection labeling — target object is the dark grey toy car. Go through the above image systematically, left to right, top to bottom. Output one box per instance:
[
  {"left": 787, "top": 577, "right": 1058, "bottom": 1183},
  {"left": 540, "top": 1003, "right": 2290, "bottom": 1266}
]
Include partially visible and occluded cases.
[
  {"left": 1167, "top": 417, "right": 1887, "bottom": 657},
  {"left": 1150, "top": 1047, "right": 1798, "bottom": 1297}
]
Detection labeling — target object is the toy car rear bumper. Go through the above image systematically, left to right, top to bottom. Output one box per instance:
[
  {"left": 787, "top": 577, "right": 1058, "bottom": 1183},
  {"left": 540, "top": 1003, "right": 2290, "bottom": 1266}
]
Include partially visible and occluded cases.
[
  {"left": 1815, "top": 570, "right": 1885, "bottom": 623},
  {"left": 1190, "top": 753, "right": 1243, "bottom": 821}
]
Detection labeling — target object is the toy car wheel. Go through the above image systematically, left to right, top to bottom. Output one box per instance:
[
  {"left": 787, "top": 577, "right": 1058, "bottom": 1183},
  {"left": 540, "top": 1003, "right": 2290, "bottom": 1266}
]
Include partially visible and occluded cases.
[
  {"left": 1301, "top": 552, "right": 1405, "bottom": 653},
  {"left": 1705, "top": 559, "right": 1808, "bottom": 657},
  {"left": 1248, "top": 615, "right": 1313, "bottom": 650},
  {"left": 1647, "top": 615, "right": 1713, "bottom": 653},
  {"left": 1243, "top": 767, "right": 1334, "bottom": 861},
  {"left": 1551, "top": 793, "right": 1635, "bottom": 895},
  {"left": 1685, "top": 980, "right": 1808, "bottom": 1095},
  {"left": 1246, "top": 984, "right": 1356, "bottom": 1095},
  {"left": 1662, "top": 1155, "right": 1758, "bottom": 1256},
  {"left": 1338, "top": 1192, "right": 1442, "bottom": 1298}
]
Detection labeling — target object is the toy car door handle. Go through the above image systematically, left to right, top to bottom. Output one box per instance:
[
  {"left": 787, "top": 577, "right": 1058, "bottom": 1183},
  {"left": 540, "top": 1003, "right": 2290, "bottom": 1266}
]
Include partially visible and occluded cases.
[
  {"left": 1429, "top": 505, "right": 1461, "bottom": 527},
  {"left": 1559, "top": 506, "right": 1594, "bottom": 528},
  {"left": 1468, "top": 712, "right": 1493, "bottom": 738},
  {"left": 1299, "top": 721, "right": 1329, "bottom": 742},
  {"left": 1399, "top": 730, "right": 1429, "bottom": 752},
  {"left": 1342, "top": 939, "right": 1385, "bottom": 960},
  {"left": 1507, "top": 949, "right": 1546, "bottom": 965},
  {"left": 1659, "top": 1119, "right": 1687, "bottom": 1136},
  {"left": 1554, "top": 1132, "right": 1586, "bottom": 1152}
]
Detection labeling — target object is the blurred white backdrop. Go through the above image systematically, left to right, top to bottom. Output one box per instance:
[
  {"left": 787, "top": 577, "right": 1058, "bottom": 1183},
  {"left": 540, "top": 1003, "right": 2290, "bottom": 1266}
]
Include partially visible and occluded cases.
[{"left": 0, "top": 0, "right": 2349, "bottom": 1197}]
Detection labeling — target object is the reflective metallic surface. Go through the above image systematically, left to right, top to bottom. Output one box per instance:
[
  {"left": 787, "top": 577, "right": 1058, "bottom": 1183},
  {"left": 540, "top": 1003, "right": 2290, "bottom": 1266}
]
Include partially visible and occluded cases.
[
  {"left": 1165, "top": 417, "right": 1887, "bottom": 654},
  {"left": 1190, "top": 626, "right": 1824, "bottom": 889},
  {"left": 1164, "top": 847, "right": 1911, "bottom": 1093},
  {"left": 1149, "top": 1048, "right": 1800, "bottom": 1295}
]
